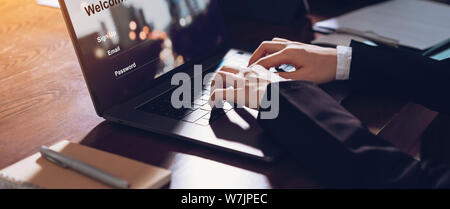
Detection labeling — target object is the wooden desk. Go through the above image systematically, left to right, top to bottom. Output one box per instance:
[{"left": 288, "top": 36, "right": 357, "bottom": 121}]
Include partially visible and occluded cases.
[{"left": 0, "top": 0, "right": 438, "bottom": 188}]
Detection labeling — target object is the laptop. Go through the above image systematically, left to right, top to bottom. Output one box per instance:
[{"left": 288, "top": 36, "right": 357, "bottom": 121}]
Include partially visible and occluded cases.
[
  {"left": 58, "top": 0, "right": 294, "bottom": 162},
  {"left": 59, "top": 0, "right": 345, "bottom": 162}
]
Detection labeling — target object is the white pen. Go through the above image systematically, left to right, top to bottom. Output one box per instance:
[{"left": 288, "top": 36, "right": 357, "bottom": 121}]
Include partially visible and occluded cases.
[
  {"left": 315, "top": 25, "right": 400, "bottom": 48},
  {"left": 336, "top": 27, "right": 400, "bottom": 48},
  {"left": 40, "top": 146, "right": 130, "bottom": 189}
]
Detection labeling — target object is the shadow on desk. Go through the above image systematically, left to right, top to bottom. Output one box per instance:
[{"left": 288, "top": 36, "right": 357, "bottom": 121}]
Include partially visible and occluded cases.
[{"left": 78, "top": 121, "right": 320, "bottom": 189}]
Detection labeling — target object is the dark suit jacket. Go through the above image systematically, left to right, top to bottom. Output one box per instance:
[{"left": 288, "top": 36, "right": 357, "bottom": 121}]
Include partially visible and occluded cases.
[{"left": 258, "top": 41, "right": 450, "bottom": 188}]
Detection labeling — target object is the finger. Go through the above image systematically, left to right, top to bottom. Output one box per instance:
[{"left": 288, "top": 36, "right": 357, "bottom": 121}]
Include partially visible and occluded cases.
[
  {"left": 272, "top": 37, "right": 290, "bottom": 42},
  {"left": 248, "top": 41, "right": 287, "bottom": 67},
  {"left": 250, "top": 49, "right": 291, "bottom": 69},
  {"left": 220, "top": 65, "right": 241, "bottom": 74},
  {"left": 276, "top": 68, "right": 330, "bottom": 84},
  {"left": 276, "top": 70, "right": 311, "bottom": 82},
  {"left": 211, "top": 71, "right": 245, "bottom": 92},
  {"left": 217, "top": 71, "right": 245, "bottom": 88},
  {"left": 276, "top": 71, "right": 298, "bottom": 80},
  {"left": 210, "top": 72, "right": 222, "bottom": 90},
  {"left": 244, "top": 81, "right": 264, "bottom": 109},
  {"left": 209, "top": 85, "right": 265, "bottom": 109},
  {"left": 209, "top": 87, "right": 238, "bottom": 108},
  {"left": 210, "top": 87, "right": 254, "bottom": 109}
]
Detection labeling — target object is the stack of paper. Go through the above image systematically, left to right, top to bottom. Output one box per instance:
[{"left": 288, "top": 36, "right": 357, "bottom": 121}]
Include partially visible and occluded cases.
[{"left": 314, "top": 0, "right": 450, "bottom": 50}]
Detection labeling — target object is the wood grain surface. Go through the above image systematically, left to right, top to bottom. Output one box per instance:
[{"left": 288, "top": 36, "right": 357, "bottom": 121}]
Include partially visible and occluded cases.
[
  {"left": 0, "top": 0, "right": 439, "bottom": 188},
  {"left": 0, "top": 0, "right": 103, "bottom": 169}
]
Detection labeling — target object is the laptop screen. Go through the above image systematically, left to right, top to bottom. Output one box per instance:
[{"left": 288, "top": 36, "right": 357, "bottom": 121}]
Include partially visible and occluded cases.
[{"left": 61, "top": 0, "right": 228, "bottom": 115}]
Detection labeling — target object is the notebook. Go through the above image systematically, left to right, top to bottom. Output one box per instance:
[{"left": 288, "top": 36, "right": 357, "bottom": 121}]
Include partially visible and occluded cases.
[
  {"left": 313, "top": 0, "right": 450, "bottom": 50},
  {"left": 0, "top": 140, "right": 171, "bottom": 189}
]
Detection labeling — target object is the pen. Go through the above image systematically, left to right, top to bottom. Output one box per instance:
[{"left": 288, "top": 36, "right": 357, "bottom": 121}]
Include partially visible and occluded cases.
[
  {"left": 317, "top": 26, "right": 399, "bottom": 48},
  {"left": 336, "top": 28, "right": 399, "bottom": 48},
  {"left": 423, "top": 37, "right": 450, "bottom": 57},
  {"left": 40, "top": 146, "right": 130, "bottom": 189}
]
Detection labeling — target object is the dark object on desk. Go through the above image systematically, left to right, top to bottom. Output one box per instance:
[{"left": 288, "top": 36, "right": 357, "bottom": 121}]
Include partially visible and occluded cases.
[
  {"left": 219, "top": 0, "right": 307, "bottom": 25},
  {"left": 258, "top": 41, "right": 450, "bottom": 188}
]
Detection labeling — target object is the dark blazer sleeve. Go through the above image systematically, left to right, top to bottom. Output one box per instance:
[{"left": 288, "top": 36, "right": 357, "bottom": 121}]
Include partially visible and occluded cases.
[
  {"left": 349, "top": 41, "right": 450, "bottom": 113},
  {"left": 258, "top": 81, "right": 450, "bottom": 188}
]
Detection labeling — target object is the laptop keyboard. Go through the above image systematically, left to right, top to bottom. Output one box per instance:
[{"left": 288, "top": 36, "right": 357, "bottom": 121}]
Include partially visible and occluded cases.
[{"left": 137, "top": 83, "right": 234, "bottom": 126}]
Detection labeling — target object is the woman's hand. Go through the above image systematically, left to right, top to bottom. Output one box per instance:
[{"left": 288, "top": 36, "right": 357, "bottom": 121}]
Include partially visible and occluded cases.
[
  {"left": 209, "top": 38, "right": 338, "bottom": 109},
  {"left": 248, "top": 38, "right": 338, "bottom": 84},
  {"left": 209, "top": 64, "right": 286, "bottom": 110}
]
